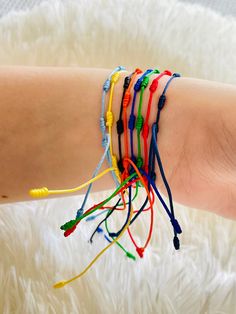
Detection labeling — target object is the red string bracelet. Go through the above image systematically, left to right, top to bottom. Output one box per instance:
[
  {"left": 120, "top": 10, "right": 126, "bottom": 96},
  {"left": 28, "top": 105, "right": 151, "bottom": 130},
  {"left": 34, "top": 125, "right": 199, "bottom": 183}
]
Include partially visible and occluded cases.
[{"left": 142, "top": 70, "right": 172, "bottom": 173}]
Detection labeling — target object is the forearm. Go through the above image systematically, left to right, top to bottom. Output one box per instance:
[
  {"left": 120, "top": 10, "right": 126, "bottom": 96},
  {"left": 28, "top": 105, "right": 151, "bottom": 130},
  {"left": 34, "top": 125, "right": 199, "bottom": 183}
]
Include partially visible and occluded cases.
[
  {"left": 0, "top": 66, "right": 235, "bottom": 220},
  {"left": 0, "top": 66, "right": 123, "bottom": 203}
]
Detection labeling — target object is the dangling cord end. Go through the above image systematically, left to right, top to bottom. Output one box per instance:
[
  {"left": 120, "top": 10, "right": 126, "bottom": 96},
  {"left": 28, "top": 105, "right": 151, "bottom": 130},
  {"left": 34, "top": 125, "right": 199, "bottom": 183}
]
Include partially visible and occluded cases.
[
  {"left": 64, "top": 225, "right": 77, "bottom": 237},
  {"left": 173, "top": 235, "right": 180, "bottom": 250},
  {"left": 136, "top": 247, "right": 144, "bottom": 258},
  {"left": 126, "top": 251, "right": 136, "bottom": 261},
  {"left": 53, "top": 280, "right": 67, "bottom": 289}
]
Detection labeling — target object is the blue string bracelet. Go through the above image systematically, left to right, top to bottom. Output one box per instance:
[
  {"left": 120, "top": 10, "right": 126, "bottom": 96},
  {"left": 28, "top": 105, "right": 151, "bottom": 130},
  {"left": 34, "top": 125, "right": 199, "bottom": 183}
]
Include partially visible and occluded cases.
[{"left": 149, "top": 73, "right": 182, "bottom": 249}]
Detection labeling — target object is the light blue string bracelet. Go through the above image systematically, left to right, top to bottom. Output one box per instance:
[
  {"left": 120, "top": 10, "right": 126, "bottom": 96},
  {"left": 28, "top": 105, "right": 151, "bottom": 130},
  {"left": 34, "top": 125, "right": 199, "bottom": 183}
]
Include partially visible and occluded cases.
[{"left": 75, "top": 66, "right": 125, "bottom": 219}]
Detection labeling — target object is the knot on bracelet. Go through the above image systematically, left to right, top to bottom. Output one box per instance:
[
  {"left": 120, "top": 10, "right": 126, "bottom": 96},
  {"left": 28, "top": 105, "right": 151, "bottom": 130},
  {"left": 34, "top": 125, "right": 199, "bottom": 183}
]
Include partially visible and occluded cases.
[
  {"left": 111, "top": 72, "right": 120, "bottom": 84},
  {"left": 124, "top": 76, "right": 131, "bottom": 89},
  {"left": 141, "top": 76, "right": 149, "bottom": 89},
  {"left": 103, "top": 79, "right": 110, "bottom": 92},
  {"left": 134, "top": 79, "right": 142, "bottom": 92},
  {"left": 123, "top": 91, "right": 131, "bottom": 108},
  {"left": 158, "top": 94, "right": 166, "bottom": 110},
  {"left": 106, "top": 111, "right": 113, "bottom": 127},
  {"left": 128, "top": 114, "right": 136, "bottom": 130},
  {"left": 136, "top": 116, "right": 144, "bottom": 131},
  {"left": 100, "top": 117, "right": 106, "bottom": 133},
  {"left": 116, "top": 119, "right": 124, "bottom": 135},
  {"left": 142, "top": 123, "right": 149, "bottom": 139},
  {"left": 102, "top": 136, "right": 108, "bottom": 148},
  {"left": 112, "top": 155, "right": 121, "bottom": 179},
  {"left": 136, "top": 157, "right": 143, "bottom": 168},
  {"left": 122, "top": 159, "right": 129, "bottom": 172},
  {"left": 76, "top": 208, "right": 83, "bottom": 219}
]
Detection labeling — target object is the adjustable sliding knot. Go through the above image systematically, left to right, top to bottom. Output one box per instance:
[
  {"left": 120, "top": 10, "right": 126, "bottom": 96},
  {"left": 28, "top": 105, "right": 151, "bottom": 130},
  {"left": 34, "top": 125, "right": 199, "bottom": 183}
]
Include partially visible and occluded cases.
[
  {"left": 134, "top": 69, "right": 153, "bottom": 92},
  {"left": 111, "top": 72, "right": 120, "bottom": 84},
  {"left": 173, "top": 73, "right": 181, "bottom": 78},
  {"left": 124, "top": 76, "right": 131, "bottom": 89},
  {"left": 141, "top": 76, "right": 149, "bottom": 89},
  {"left": 134, "top": 78, "right": 143, "bottom": 92},
  {"left": 103, "top": 79, "right": 110, "bottom": 92},
  {"left": 149, "top": 79, "right": 158, "bottom": 93},
  {"left": 123, "top": 91, "right": 131, "bottom": 108},
  {"left": 158, "top": 94, "right": 166, "bottom": 110},
  {"left": 106, "top": 111, "right": 113, "bottom": 127},
  {"left": 128, "top": 114, "right": 136, "bottom": 130},
  {"left": 136, "top": 115, "right": 144, "bottom": 131},
  {"left": 100, "top": 117, "right": 106, "bottom": 133},
  {"left": 116, "top": 119, "right": 124, "bottom": 135},
  {"left": 142, "top": 123, "right": 149, "bottom": 139},
  {"left": 102, "top": 136, "right": 108, "bottom": 148},
  {"left": 111, "top": 155, "right": 120, "bottom": 179},
  {"left": 136, "top": 157, "right": 143, "bottom": 168},
  {"left": 122, "top": 159, "right": 129, "bottom": 173},
  {"left": 76, "top": 208, "right": 83, "bottom": 219},
  {"left": 136, "top": 247, "right": 144, "bottom": 258}
]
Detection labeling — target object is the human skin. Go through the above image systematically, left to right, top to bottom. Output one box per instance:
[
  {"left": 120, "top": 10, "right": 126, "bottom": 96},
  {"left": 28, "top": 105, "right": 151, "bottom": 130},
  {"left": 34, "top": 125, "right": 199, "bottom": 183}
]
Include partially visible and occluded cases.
[{"left": 0, "top": 66, "right": 235, "bottom": 219}]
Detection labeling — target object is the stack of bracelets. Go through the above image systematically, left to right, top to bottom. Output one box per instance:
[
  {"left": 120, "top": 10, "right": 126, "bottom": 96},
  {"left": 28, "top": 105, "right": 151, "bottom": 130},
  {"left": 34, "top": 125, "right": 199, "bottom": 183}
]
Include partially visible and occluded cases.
[{"left": 29, "top": 66, "right": 182, "bottom": 289}]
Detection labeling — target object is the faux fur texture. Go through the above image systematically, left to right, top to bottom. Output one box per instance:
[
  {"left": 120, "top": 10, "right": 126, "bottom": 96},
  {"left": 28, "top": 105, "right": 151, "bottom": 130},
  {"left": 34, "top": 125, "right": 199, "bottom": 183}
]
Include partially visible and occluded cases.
[{"left": 0, "top": 1, "right": 235, "bottom": 313}]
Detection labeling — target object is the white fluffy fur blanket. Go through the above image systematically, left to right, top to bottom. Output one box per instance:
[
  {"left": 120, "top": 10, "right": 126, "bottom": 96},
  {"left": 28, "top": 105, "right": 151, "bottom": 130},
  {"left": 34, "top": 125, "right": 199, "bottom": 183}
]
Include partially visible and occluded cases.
[{"left": 0, "top": 1, "right": 235, "bottom": 313}]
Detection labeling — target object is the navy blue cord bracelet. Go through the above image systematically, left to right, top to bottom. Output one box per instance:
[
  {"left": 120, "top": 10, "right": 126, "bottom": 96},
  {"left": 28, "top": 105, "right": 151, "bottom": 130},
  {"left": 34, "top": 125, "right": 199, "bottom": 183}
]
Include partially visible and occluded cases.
[{"left": 149, "top": 73, "right": 182, "bottom": 250}]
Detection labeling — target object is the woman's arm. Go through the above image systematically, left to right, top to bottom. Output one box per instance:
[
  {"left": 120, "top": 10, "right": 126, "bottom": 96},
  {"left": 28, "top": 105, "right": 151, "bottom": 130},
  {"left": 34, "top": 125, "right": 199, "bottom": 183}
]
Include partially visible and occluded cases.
[{"left": 0, "top": 66, "right": 235, "bottom": 219}]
